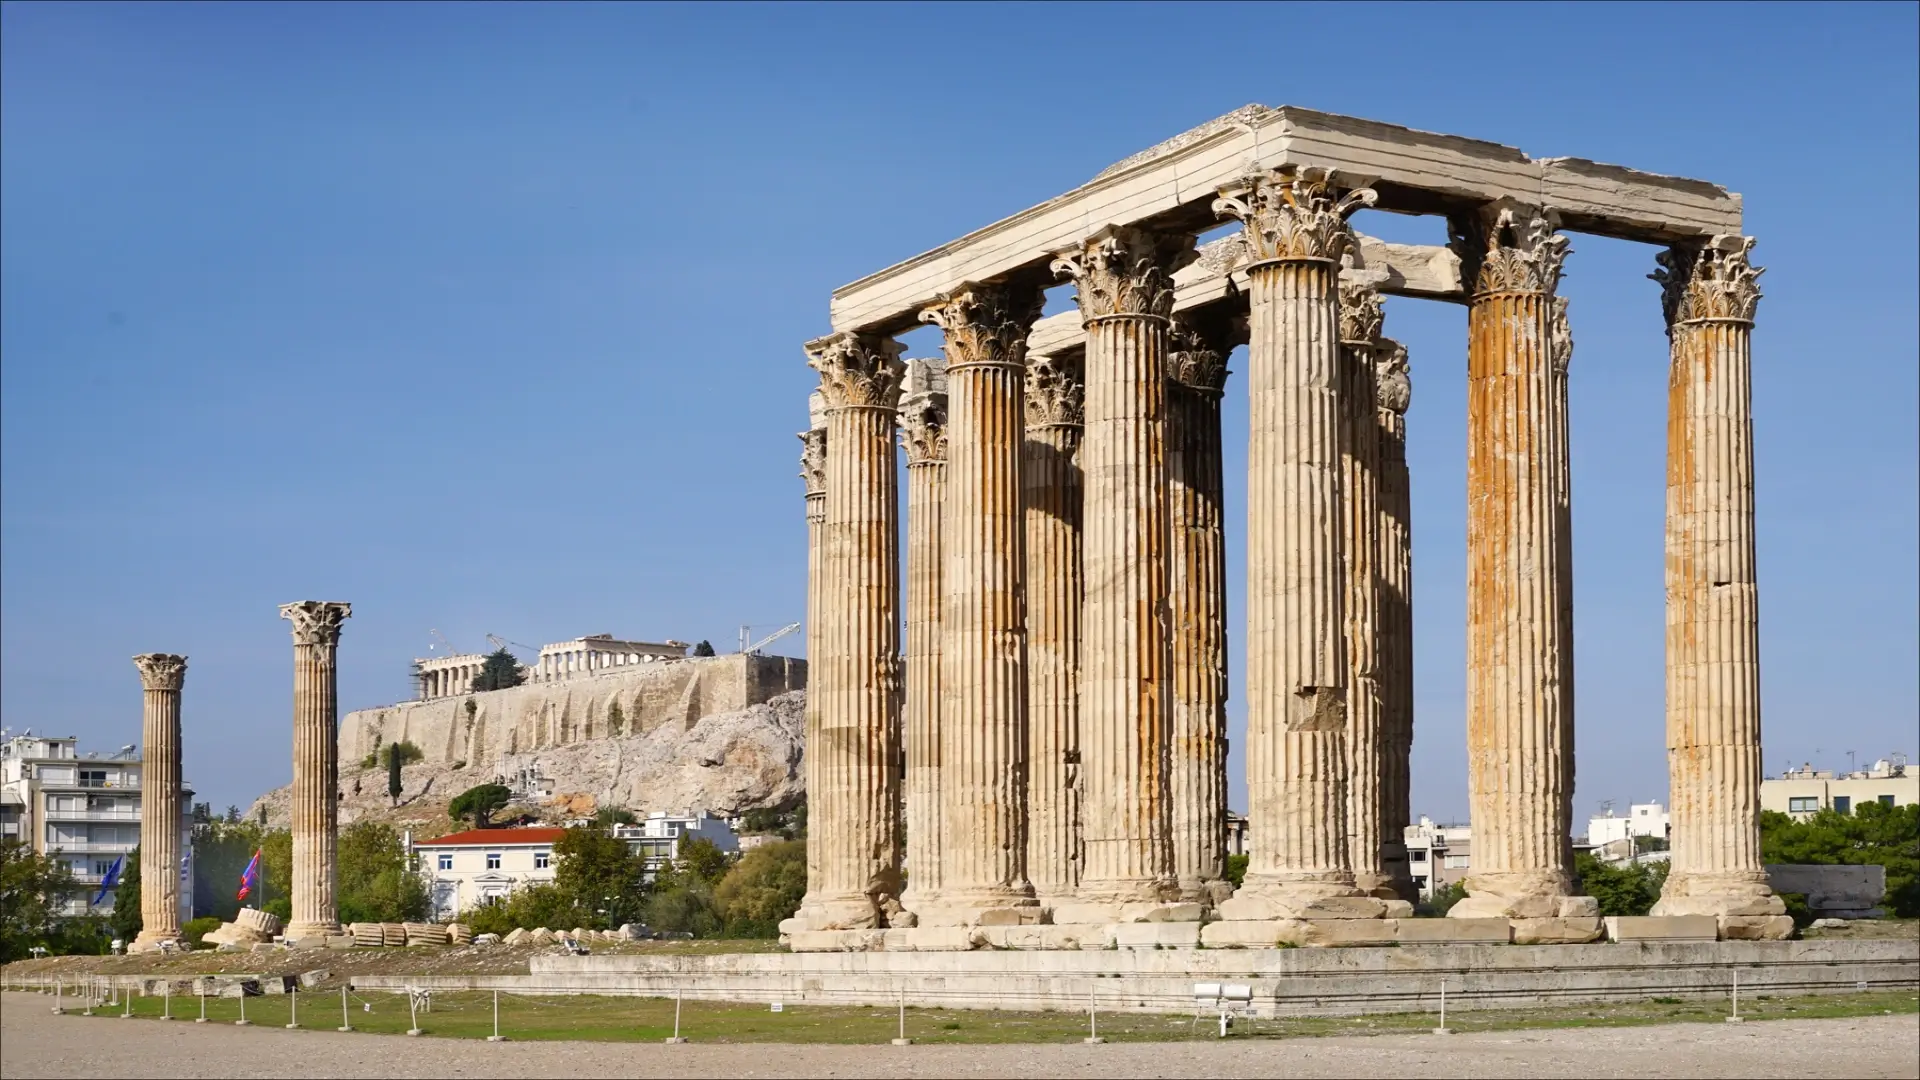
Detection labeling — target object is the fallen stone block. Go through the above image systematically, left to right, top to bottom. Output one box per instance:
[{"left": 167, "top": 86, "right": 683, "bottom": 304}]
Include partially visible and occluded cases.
[
  {"left": 235, "top": 908, "right": 283, "bottom": 937},
  {"left": 1605, "top": 915, "right": 1718, "bottom": 943},
  {"left": 1718, "top": 915, "right": 1796, "bottom": 941},
  {"left": 404, "top": 922, "right": 450, "bottom": 947},
  {"left": 381, "top": 923, "right": 407, "bottom": 947},
  {"left": 446, "top": 923, "right": 472, "bottom": 946},
  {"left": 502, "top": 927, "right": 527, "bottom": 946},
  {"left": 474, "top": 933, "right": 502, "bottom": 947},
  {"left": 299, "top": 970, "right": 330, "bottom": 989},
  {"left": 215, "top": 979, "right": 263, "bottom": 999}
]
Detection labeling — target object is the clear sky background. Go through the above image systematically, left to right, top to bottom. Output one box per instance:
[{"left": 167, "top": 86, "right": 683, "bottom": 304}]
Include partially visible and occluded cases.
[{"left": 3, "top": 2, "right": 1915, "bottom": 824}]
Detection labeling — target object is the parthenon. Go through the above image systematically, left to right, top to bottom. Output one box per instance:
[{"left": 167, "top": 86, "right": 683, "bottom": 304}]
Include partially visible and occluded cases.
[{"left": 786, "top": 105, "right": 1792, "bottom": 950}]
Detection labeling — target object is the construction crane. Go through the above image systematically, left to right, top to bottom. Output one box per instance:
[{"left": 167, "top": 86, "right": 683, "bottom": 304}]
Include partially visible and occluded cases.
[
  {"left": 741, "top": 622, "right": 801, "bottom": 656},
  {"left": 428, "top": 628, "right": 459, "bottom": 656},
  {"left": 485, "top": 633, "right": 541, "bottom": 659}
]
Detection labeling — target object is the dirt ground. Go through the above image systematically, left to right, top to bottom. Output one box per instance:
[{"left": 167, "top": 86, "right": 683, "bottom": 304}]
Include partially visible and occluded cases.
[{"left": 2, "top": 992, "right": 1914, "bottom": 1079}]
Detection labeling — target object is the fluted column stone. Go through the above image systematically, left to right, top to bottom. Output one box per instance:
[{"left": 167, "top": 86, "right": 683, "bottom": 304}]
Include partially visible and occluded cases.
[
  {"left": 1214, "top": 168, "right": 1392, "bottom": 922},
  {"left": 1449, "top": 203, "right": 1595, "bottom": 927},
  {"left": 1048, "top": 225, "right": 1193, "bottom": 919},
  {"left": 1649, "top": 237, "right": 1790, "bottom": 939},
  {"left": 1336, "top": 279, "right": 1398, "bottom": 900},
  {"left": 918, "top": 283, "right": 1043, "bottom": 924},
  {"left": 1166, "top": 315, "right": 1233, "bottom": 905},
  {"left": 790, "top": 333, "right": 906, "bottom": 932},
  {"left": 1374, "top": 340, "right": 1416, "bottom": 901},
  {"left": 1024, "top": 353, "right": 1086, "bottom": 902},
  {"left": 897, "top": 361, "right": 949, "bottom": 915},
  {"left": 798, "top": 416, "right": 827, "bottom": 898},
  {"left": 282, "top": 600, "right": 350, "bottom": 941},
  {"left": 131, "top": 653, "right": 187, "bottom": 951}
]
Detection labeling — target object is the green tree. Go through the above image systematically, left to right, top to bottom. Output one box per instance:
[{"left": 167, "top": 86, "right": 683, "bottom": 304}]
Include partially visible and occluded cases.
[
  {"left": 692, "top": 640, "right": 716, "bottom": 657},
  {"left": 471, "top": 648, "right": 526, "bottom": 692},
  {"left": 388, "top": 751, "right": 404, "bottom": 806},
  {"left": 449, "top": 784, "right": 513, "bottom": 829},
  {"left": 1761, "top": 802, "right": 1920, "bottom": 917},
  {"left": 593, "top": 806, "right": 637, "bottom": 827},
  {"left": 190, "top": 819, "right": 267, "bottom": 920},
  {"left": 336, "top": 821, "right": 429, "bottom": 924},
  {"left": 553, "top": 826, "right": 647, "bottom": 928},
  {"left": 259, "top": 828, "right": 293, "bottom": 911},
  {"left": 675, "top": 837, "right": 733, "bottom": 885},
  {"left": 0, "top": 839, "right": 73, "bottom": 961},
  {"left": 713, "top": 840, "right": 806, "bottom": 937},
  {"left": 108, "top": 847, "right": 143, "bottom": 943},
  {"left": 1573, "top": 851, "right": 1669, "bottom": 917},
  {"left": 1223, "top": 854, "right": 1249, "bottom": 888},
  {"left": 1416, "top": 880, "right": 1469, "bottom": 917},
  {"left": 462, "top": 881, "right": 585, "bottom": 937}
]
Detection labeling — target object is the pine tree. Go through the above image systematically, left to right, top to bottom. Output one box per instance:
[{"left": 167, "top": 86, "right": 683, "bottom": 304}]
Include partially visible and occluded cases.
[
  {"left": 472, "top": 648, "right": 527, "bottom": 692},
  {"left": 388, "top": 750, "right": 403, "bottom": 807}
]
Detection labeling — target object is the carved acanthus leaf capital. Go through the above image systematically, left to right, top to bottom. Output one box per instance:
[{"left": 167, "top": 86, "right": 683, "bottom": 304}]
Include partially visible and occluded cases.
[
  {"left": 1213, "top": 166, "right": 1376, "bottom": 265},
  {"left": 1451, "top": 201, "right": 1570, "bottom": 296},
  {"left": 1050, "top": 225, "right": 1194, "bottom": 321},
  {"left": 1651, "top": 235, "right": 1763, "bottom": 326},
  {"left": 1338, "top": 276, "right": 1385, "bottom": 346},
  {"left": 919, "top": 281, "right": 1043, "bottom": 370},
  {"left": 1550, "top": 297, "right": 1573, "bottom": 376},
  {"left": 1166, "top": 316, "right": 1234, "bottom": 393},
  {"left": 807, "top": 333, "right": 907, "bottom": 410},
  {"left": 1374, "top": 339, "right": 1411, "bottom": 416},
  {"left": 1024, "top": 353, "right": 1084, "bottom": 429},
  {"left": 897, "top": 391, "right": 949, "bottom": 465},
  {"left": 798, "top": 428, "right": 827, "bottom": 496},
  {"left": 280, "top": 601, "right": 351, "bottom": 647},
  {"left": 133, "top": 653, "right": 187, "bottom": 692}
]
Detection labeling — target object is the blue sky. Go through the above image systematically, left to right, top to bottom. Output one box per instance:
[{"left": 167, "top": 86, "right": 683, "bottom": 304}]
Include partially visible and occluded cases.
[{"left": 3, "top": 1, "right": 1915, "bottom": 823}]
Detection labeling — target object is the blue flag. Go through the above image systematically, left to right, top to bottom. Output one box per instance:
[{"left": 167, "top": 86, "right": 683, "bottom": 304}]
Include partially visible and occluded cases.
[{"left": 93, "top": 854, "right": 124, "bottom": 906}]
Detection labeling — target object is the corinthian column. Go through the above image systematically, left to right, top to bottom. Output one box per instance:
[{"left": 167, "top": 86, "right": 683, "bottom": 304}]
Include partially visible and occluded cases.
[
  {"left": 1213, "top": 168, "right": 1391, "bottom": 923},
  {"left": 1448, "top": 203, "right": 1594, "bottom": 930},
  {"left": 1049, "top": 226, "right": 1193, "bottom": 920},
  {"left": 1650, "top": 237, "right": 1790, "bottom": 939},
  {"left": 1336, "top": 279, "right": 1397, "bottom": 900},
  {"left": 918, "top": 283, "right": 1043, "bottom": 925},
  {"left": 1166, "top": 314, "right": 1233, "bottom": 905},
  {"left": 790, "top": 333, "right": 906, "bottom": 932},
  {"left": 1374, "top": 340, "right": 1417, "bottom": 901},
  {"left": 1024, "top": 352, "right": 1086, "bottom": 903},
  {"left": 897, "top": 360, "right": 948, "bottom": 916},
  {"left": 798, "top": 410, "right": 827, "bottom": 897},
  {"left": 281, "top": 600, "right": 350, "bottom": 942},
  {"left": 130, "top": 653, "right": 186, "bottom": 952}
]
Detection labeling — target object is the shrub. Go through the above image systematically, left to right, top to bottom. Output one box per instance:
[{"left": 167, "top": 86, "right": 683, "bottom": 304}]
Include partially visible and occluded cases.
[
  {"left": 713, "top": 840, "right": 806, "bottom": 938},
  {"left": 182, "top": 916, "right": 223, "bottom": 948}
]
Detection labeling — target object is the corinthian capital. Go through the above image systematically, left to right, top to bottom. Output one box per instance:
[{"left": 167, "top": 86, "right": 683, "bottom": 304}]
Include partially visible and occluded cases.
[
  {"left": 1213, "top": 166, "right": 1376, "bottom": 265},
  {"left": 1451, "top": 200, "right": 1569, "bottom": 296},
  {"left": 1049, "top": 225, "right": 1194, "bottom": 321},
  {"left": 1651, "top": 235, "right": 1763, "bottom": 327},
  {"left": 1338, "top": 277, "right": 1385, "bottom": 347},
  {"left": 919, "top": 281, "right": 1043, "bottom": 370},
  {"left": 1550, "top": 297, "right": 1573, "bottom": 376},
  {"left": 1166, "top": 315, "right": 1235, "bottom": 393},
  {"left": 807, "top": 332, "right": 906, "bottom": 410},
  {"left": 1374, "top": 339, "right": 1411, "bottom": 416},
  {"left": 1024, "top": 353, "right": 1084, "bottom": 430},
  {"left": 897, "top": 391, "right": 948, "bottom": 465},
  {"left": 798, "top": 428, "right": 827, "bottom": 496},
  {"left": 280, "top": 601, "right": 351, "bottom": 647},
  {"left": 133, "top": 653, "right": 187, "bottom": 692}
]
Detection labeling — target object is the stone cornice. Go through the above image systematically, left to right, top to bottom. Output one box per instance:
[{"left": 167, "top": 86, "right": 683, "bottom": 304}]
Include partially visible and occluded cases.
[
  {"left": 1213, "top": 166, "right": 1376, "bottom": 266},
  {"left": 1451, "top": 200, "right": 1569, "bottom": 297},
  {"left": 1050, "top": 225, "right": 1194, "bottom": 322},
  {"left": 1651, "top": 235, "right": 1762, "bottom": 327},
  {"left": 919, "top": 282, "right": 1043, "bottom": 371},
  {"left": 807, "top": 332, "right": 907, "bottom": 411},
  {"left": 1024, "top": 354, "right": 1084, "bottom": 430},
  {"left": 280, "top": 601, "right": 351, "bottom": 647},
  {"left": 133, "top": 653, "right": 187, "bottom": 692}
]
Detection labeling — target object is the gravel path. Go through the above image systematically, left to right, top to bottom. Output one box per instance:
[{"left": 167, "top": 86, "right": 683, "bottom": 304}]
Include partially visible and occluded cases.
[{"left": 4, "top": 993, "right": 1915, "bottom": 1079}]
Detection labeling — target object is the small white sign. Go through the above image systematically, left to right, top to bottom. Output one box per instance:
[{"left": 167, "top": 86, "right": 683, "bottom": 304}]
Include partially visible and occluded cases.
[{"left": 770, "top": 1001, "right": 784, "bottom": 1012}]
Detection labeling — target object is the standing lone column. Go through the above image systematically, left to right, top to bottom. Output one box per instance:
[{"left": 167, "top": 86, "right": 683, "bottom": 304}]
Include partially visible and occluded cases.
[
  {"left": 1214, "top": 168, "right": 1392, "bottom": 924},
  {"left": 1449, "top": 202, "right": 1596, "bottom": 931},
  {"left": 1050, "top": 226, "right": 1193, "bottom": 920},
  {"left": 1650, "top": 237, "right": 1791, "bottom": 940},
  {"left": 1336, "top": 279, "right": 1397, "bottom": 900},
  {"left": 920, "top": 283, "right": 1043, "bottom": 925},
  {"left": 1166, "top": 315, "right": 1234, "bottom": 905},
  {"left": 789, "top": 333, "right": 906, "bottom": 934},
  {"left": 1374, "top": 340, "right": 1417, "bottom": 901},
  {"left": 1025, "top": 352, "right": 1086, "bottom": 903},
  {"left": 897, "top": 360, "right": 949, "bottom": 916},
  {"left": 798, "top": 407, "right": 827, "bottom": 897},
  {"left": 281, "top": 600, "right": 351, "bottom": 942},
  {"left": 130, "top": 653, "right": 187, "bottom": 951}
]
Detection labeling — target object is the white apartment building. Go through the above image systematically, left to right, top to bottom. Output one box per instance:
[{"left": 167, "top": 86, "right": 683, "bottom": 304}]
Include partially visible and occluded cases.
[
  {"left": 0, "top": 733, "right": 194, "bottom": 918},
  {"left": 1762, "top": 758, "right": 1917, "bottom": 817},
  {"left": 1587, "top": 801, "right": 1670, "bottom": 847},
  {"left": 415, "top": 811, "right": 741, "bottom": 920},
  {"left": 1405, "top": 817, "right": 1473, "bottom": 899}
]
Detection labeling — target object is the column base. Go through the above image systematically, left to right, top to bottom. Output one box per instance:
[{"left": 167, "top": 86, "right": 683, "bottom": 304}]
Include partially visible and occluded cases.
[
  {"left": 1351, "top": 871, "right": 1406, "bottom": 901},
  {"left": 1449, "top": 872, "right": 1597, "bottom": 920},
  {"left": 1652, "top": 873, "right": 1787, "bottom": 918},
  {"left": 1216, "top": 874, "right": 1406, "bottom": 921},
  {"left": 1048, "top": 879, "right": 1189, "bottom": 924},
  {"left": 909, "top": 888, "right": 1042, "bottom": 928},
  {"left": 782, "top": 892, "right": 892, "bottom": 933},
  {"left": 283, "top": 922, "right": 342, "bottom": 945},
  {"left": 129, "top": 930, "right": 185, "bottom": 954}
]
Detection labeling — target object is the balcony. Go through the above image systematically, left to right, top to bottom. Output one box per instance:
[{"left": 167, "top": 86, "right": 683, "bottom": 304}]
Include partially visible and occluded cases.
[
  {"left": 39, "top": 777, "right": 139, "bottom": 790},
  {"left": 42, "top": 808, "right": 141, "bottom": 822},
  {"left": 45, "top": 841, "right": 137, "bottom": 854}
]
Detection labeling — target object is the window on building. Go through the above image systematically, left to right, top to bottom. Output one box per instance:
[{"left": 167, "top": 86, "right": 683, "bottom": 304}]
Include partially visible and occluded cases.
[
  {"left": 79, "top": 769, "right": 107, "bottom": 788},
  {"left": 1880, "top": 794, "right": 1897, "bottom": 807},
  {"left": 1833, "top": 796, "right": 1851, "bottom": 815},
  {"left": 1787, "top": 797, "right": 1819, "bottom": 813},
  {"left": 1410, "top": 850, "right": 1427, "bottom": 863},
  {"left": 534, "top": 851, "right": 551, "bottom": 869},
  {"left": 486, "top": 853, "right": 501, "bottom": 870},
  {"left": 438, "top": 854, "right": 453, "bottom": 871},
  {"left": 1444, "top": 855, "right": 1470, "bottom": 869},
  {"left": 94, "top": 859, "right": 116, "bottom": 877}
]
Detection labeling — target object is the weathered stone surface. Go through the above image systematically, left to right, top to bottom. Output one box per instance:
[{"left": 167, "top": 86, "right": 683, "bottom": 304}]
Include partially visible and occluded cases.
[
  {"left": 1764, "top": 864, "right": 1885, "bottom": 918},
  {"left": 1718, "top": 915, "right": 1795, "bottom": 941},
  {"left": 1605, "top": 916, "right": 1718, "bottom": 943},
  {"left": 1510, "top": 917, "right": 1604, "bottom": 945},
  {"left": 1396, "top": 918, "right": 1511, "bottom": 945},
  {"left": 1277, "top": 919, "right": 1401, "bottom": 948},
  {"left": 1111, "top": 922, "right": 1203, "bottom": 950},
  {"left": 788, "top": 929, "right": 888, "bottom": 953},
  {"left": 298, "top": 970, "right": 330, "bottom": 988}
]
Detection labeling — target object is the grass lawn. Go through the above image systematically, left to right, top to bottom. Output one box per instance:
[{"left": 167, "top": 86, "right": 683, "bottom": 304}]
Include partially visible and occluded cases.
[{"left": 17, "top": 985, "right": 1916, "bottom": 1045}]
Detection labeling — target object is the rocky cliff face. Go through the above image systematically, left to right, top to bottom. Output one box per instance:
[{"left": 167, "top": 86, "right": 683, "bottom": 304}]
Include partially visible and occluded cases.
[{"left": 248, "top": 679, "right": 808, "bottom": 833}]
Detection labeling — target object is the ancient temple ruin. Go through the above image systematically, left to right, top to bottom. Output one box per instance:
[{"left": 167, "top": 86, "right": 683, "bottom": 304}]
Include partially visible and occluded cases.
[{"left": 787, "top": 105, "right": 1789, "bottom": 950}]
